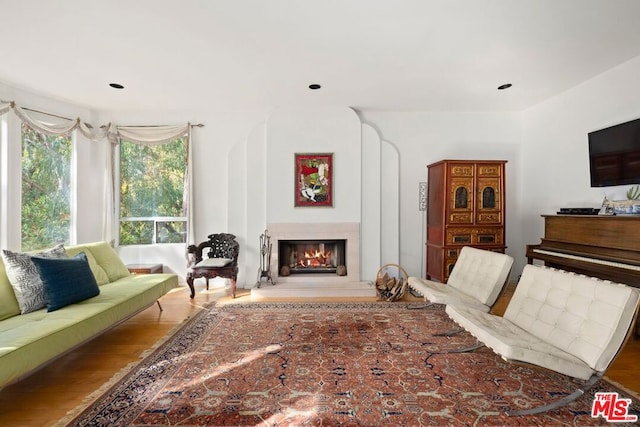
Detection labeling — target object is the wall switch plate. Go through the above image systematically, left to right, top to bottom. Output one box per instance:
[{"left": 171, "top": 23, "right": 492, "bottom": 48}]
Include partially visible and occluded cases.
[{"left": 419, "top": 181, "right": 427, "bottom": 211}]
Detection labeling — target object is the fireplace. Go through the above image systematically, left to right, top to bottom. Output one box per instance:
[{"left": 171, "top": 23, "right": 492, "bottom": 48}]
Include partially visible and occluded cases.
[
  {"left": 252, "top": 222, "right": 374, "bottom": 298},
  {"left": 266, "top": 222, "right": 361, "bottom": 284},
  {"left": 278, "top": 239, "right": 346, "bottom": 275}
]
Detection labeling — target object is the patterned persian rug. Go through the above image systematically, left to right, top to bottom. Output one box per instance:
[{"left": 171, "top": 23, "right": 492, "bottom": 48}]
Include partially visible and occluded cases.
[{"left": 59, "top": 302, "right": 640, "bottom": 426}]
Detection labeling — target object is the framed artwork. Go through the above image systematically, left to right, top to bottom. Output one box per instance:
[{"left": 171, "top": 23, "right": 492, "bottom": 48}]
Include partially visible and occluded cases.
[{"left": 294, "top": 153, "right": 333, "bottom": 207}]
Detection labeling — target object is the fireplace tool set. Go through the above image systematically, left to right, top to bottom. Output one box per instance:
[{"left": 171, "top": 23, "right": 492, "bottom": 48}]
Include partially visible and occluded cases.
[{"left": 256, "top": 229, "right": 275, "bottom": 287}]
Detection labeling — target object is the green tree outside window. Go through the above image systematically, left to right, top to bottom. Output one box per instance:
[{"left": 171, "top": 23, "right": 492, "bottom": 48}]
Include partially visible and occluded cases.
[
  {"left": 21, "top": 126, "right": 71, "bottom": 251},
  {"left": 119, "top": 138, "right": 188, "bottom": 245}
]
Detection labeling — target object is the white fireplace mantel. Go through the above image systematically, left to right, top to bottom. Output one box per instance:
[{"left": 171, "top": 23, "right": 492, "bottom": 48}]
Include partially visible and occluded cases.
[
  {"left": 251, "top": 222, "right": 375, "bottom": 298},
  {"left": 267, "top": 222, "right": 361, "bottom": 283}
]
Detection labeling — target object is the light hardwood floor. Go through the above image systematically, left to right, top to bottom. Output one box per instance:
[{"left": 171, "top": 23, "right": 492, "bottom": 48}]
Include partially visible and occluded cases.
[{"left": 0, "top": 282, "right": 638, "bottom": 426}]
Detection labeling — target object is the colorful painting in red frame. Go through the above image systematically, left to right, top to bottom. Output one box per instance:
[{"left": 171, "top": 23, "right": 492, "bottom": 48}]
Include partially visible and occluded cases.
[{"left": 294, "top": 153, "right": 333, "bottom": 207}]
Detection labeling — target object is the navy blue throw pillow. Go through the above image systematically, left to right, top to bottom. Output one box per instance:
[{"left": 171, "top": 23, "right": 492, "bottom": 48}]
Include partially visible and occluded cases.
[{"left": 32, "top": 252, "right": 100, "bottom": 312}]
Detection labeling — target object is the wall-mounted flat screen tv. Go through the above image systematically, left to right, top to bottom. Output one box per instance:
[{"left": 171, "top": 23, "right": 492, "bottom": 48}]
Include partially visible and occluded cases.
[{"left": 589, "top": 117, "right": 640, "bottom": 187}]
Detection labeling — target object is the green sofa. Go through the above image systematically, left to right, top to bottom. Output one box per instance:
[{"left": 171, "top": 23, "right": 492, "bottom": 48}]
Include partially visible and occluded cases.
[{"left": 0, "top": 241, "right": 177, "bottom": 389}]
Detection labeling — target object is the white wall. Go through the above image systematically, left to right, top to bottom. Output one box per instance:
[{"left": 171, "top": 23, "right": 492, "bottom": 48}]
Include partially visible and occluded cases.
[
  {"left": 519, "top": 55, "right": 640, "bottom": 275},
  {"left": 266, "top": 107, "right": 362, "bottom": 223},
  {"left": 358, "top": 112, "right": 522, "bottom": 278},
  {"left": 239, "top": 122, "right": 267, "bottom": 288},
  {"left": 361, "top": 124, "right": 382, "bottom": 279}
]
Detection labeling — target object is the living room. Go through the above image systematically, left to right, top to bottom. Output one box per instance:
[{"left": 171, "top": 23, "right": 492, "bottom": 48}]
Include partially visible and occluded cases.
[
  {"left": 2, "top": 1, "right": 640, "bottom": 425},
  {"left": 2, "top": 3, "right": 640, "bottom": 289}
]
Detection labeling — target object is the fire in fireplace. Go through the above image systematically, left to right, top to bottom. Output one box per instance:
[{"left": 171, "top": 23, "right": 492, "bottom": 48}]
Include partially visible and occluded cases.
[{"left": 278, "top": 239, "right": 346, "bottom": 275}]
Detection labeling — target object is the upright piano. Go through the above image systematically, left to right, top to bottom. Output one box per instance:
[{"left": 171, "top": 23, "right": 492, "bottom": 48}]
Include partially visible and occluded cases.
[{"left": 526, "top": 214, "right": 640, "bottom": 288}]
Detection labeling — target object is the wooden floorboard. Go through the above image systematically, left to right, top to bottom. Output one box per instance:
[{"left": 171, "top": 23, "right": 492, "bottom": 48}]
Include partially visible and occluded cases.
[{"left": 0, "top": 282, "right": 638, "bottom": 426}]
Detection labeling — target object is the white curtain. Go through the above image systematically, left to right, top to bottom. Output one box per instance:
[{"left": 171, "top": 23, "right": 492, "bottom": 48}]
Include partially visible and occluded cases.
[
  {"left": 0, "top": 100, "right": 195, "bottom": 246},
  {"left": 0, "top": 100, "right": 116, "bottom": 141},
  {"left": 0, "top": 100, "right": 12, "bottom": 115}
]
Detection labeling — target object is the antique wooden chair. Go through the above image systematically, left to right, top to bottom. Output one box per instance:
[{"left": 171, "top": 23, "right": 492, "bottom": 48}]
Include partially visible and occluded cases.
[{"left": 186, "top": 233, "right": 239, "bottom": 298}]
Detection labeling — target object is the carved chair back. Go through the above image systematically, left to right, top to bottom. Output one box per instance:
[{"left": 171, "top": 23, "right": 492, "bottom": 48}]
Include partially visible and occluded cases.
[{"left": 187, "top": 233, "right": 240, "bottom": 267}]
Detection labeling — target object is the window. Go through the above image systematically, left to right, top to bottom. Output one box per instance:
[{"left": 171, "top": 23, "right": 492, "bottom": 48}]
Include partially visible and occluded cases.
[
  {"left": 21, "top": 125, "right": 72, "bottom": 251},
  {"left": 119, "top": 137, "right": 188, "bottom": 245}
]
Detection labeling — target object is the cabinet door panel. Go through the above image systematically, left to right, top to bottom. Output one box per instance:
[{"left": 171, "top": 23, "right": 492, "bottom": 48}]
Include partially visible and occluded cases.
[
  {"left": 449, "top": 164, "right": 474, "bottom": 177},
  {"left": 477, "top": 164, "right": 502, "bottom": 177},
  {"left": 476, "top": 176, "right": 502, "bottom": 224},
  {"left": 449, "top": 177, "right": 474, "bottom": 223},
  {"left": 450, "top": 212, "right": 473, "bottom": 223},
  {"left": 446, "top": 228, "right": 473, "bottom": 245},
  {"left": 474, "top": 228, "right": 504, "bottom": 245}
]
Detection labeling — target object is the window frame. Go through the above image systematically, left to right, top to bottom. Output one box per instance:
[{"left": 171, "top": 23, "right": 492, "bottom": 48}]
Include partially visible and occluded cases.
[{"left": 115, "top": 137, "right": 188, "bottom": 246}]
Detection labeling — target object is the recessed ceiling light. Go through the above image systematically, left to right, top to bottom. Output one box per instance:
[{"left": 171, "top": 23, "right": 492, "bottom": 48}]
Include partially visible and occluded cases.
[
  {"left": 109, "top": 83, "right": 125, "bottom": 89},
  {"left": 497, "top": 83, "right": 512, "bottom": 90},
  {"left": 308, "top": 84, "right": 321, "bottom": 90}
]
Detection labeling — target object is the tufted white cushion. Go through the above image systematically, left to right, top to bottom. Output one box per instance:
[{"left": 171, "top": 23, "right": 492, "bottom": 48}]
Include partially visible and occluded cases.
[
  {"left": 408, "top": 246, "right": 513, "bottom": 311},
  {"left": 448, "top": 246, "right": 514, "bottom": 307},
  {"left": 447, "top": 265, "right": 640, "bottom": 380},
  {"left": 503, "top": 265, "right": 639, "bottom": 374},
  {"left": 409, "top": 277, "right": 495, "bottom": 312},
  {"left": 446, "top": 303, "right": 596, "bottom": 380}
]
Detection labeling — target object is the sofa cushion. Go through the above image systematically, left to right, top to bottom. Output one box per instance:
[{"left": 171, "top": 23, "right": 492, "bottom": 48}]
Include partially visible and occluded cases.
[
  {"left": 81, "top": 241, "right": 130, "bottom": 282},
  {"left": 1, "top": 244, "right": 68, "bottom": 314},
  {"left": 65, "top": 244, "right": 110, "bottom": 285},
  {"left": 32, "top": 252, "right": 100, "bottom": 312},
  {"left": 0, "top": 260, "right": 21, "bottom": 321},
  {"left": 0, "top": 272, "right": 178, "bottom": 387}
]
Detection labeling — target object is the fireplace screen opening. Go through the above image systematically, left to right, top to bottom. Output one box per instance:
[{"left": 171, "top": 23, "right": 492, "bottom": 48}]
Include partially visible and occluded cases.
[{"left": 278, "top": 239, "right": 346, "bottom": 275}]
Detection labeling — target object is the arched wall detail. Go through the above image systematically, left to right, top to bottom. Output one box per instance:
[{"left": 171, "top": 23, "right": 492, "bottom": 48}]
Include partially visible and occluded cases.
[{"left": 228, "top": 108, "right": 399, "bottom": 289}]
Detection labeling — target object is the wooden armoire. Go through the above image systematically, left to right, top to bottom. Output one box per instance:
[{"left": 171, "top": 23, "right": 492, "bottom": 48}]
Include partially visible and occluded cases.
[{"left": 426, "top": 160, "right": 507, "bottom": 282}]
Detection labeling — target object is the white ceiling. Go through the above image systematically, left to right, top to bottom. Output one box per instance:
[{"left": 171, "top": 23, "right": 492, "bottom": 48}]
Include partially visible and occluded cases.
[{"left": 2, "top": 0, "right": 640, "bottom": 113}]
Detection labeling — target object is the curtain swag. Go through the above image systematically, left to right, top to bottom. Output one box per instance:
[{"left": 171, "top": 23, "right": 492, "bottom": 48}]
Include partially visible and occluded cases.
[
  {"left": 0, "top": 99, "right": 196, "bottom": 244},
  {"left": 0, "top": 99, "right": 193, "bottom": 144},
  {"left": 1, "top": 99, "right": 118, "bottom": 142}
]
